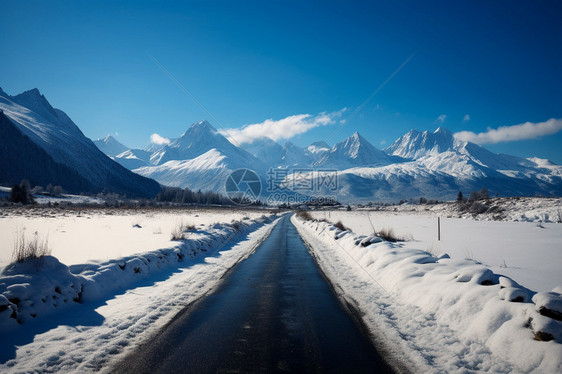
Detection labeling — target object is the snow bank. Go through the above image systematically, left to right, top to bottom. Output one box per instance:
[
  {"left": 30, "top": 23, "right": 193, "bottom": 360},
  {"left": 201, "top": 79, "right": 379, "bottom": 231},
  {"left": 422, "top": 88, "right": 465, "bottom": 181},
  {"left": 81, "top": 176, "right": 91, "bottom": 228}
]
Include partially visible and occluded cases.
[
  {"left": 311, "top": 210, "right": 562, "bottom": 292},
  {"left": 0, "top": 215, "right": 277, "bottom": 331},
  {"left": 292, "top": 215, "right": 562, "bottom": 373}
]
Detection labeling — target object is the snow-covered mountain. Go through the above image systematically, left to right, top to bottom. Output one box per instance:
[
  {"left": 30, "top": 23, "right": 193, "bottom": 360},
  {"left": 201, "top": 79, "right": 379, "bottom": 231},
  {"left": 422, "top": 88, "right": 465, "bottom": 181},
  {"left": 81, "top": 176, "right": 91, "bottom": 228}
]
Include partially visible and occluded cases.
[
  {"left": 9, "top": 84, "right": 558, "bottom": 202},
  {"left": 0, "top": 87, "right": 160, "bottom": 197},
  {"left": 0, "top": 110, "right": 93, "bottom": 192},
  {"left": 89, "top": 112, "right": 562, "bottom": 202},
  {"left": 149, "top": 120, "right": 256, "bottom": 167},
  {"left": 132, "top": 121, "right": 266, "bottom": 192},
  {"left": 385, "top": 127, "right": 456, "bottom": 159},
  {"left": 293, "top": 128, "right": 562, "bottom": 202},
  {"left": 315, "top": 132, "right": 392, "bottom": 168},
  {"left": 92, "top": 135, "right": 153, "bottom": 170},
  {"left": 93, "top": 135, "right": 129, "bottom": 158},
  {"left": 241, "top": 137, "right": 285, "bottom": 168},
  {"left": 242, "top": 138, "right": 329, "bottom": 168},
  {"left": 307, "top": 141, "right": 330, "bottom": 156},
  {"left": 280, "top": 142, "right": 314, "bottom": 168},
  {"left": 114, "top": 149, "right": 152, "bottom": 170}
]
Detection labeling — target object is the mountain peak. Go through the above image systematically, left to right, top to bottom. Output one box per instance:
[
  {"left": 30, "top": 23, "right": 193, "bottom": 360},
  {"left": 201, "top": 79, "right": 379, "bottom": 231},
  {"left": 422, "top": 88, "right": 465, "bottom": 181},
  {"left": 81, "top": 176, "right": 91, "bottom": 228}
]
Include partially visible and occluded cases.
[
  {"left": 10, "top": 88, "right": 60, "bottom": 124},
  {"left": 15, "top": 88, "right": 44, "bottom": 101},
  {"left": 150, "top": 118, "right": 260, "bottom": 166},
  {"left": 178, "top": 120, "right": 217, "bottom": 139},
  {"left": 190, "top": 120, "right": 215, "bottom": 131},
  {"left": 433, "top": 126, "right": 452, "bottom": 135},
  {"left": 385, "top": 127, "right": 455, "bottom": 159},
  {"left": 314, "top": 130, "right": 390, "bottom": 168},
  {"left": 346, "top": 131, "right": 369, "bottom": 146},
  {"left": 94, "top": 135, "right": 129, "bottom": 157}
]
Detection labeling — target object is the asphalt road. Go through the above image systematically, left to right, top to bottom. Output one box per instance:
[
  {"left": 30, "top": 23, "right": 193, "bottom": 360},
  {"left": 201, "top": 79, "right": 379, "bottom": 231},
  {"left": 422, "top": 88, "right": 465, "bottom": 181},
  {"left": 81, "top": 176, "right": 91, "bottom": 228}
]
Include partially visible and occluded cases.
[{"left": 112, "top": 215, "right": 394, "bottom": 373}]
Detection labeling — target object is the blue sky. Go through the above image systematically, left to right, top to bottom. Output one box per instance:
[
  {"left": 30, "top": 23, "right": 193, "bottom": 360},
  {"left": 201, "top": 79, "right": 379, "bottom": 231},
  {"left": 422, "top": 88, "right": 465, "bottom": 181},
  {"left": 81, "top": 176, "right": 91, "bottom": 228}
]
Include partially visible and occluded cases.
[{"left": 1, "top": 1, "right": 561, "bottom": 162}]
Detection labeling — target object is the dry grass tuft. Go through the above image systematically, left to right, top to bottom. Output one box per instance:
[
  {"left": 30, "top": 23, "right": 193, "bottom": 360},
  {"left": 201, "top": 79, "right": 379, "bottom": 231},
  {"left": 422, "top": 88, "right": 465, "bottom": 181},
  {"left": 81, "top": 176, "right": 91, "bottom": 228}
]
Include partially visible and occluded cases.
[
  {"left": 296, "top": 210, "right": 313, "bottom": 221},
  {"left": 170, "top": 221, "right": 198, "bottom": 240},
  {"left": 333, "top": 221, "right": 347, "bottom": 231},
  {"left": 377, "top": 228, "right": 403, "bottom": 242},
  {"left": 12, "top": 231, "right": 51, "bottom": 263}
]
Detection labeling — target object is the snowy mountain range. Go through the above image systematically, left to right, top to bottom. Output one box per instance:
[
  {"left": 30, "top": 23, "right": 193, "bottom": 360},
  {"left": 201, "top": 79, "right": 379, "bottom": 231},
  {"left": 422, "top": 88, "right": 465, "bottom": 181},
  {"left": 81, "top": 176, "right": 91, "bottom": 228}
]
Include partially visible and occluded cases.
[
  {"left": 1, "top": 86, "right": 559, "bottom": 202},
  {"left": 0, "top": 88, "right": 160, "bottom": 197},
  {"left": 94, "top": 120, "right": 562, "bottom": 203}
]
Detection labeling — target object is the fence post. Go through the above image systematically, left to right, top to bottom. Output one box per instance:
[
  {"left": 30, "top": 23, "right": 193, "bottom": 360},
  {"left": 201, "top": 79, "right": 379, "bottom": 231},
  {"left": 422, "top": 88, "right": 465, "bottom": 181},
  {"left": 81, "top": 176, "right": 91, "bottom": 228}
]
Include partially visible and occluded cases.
[{"left": 438, "top": 216, "right": 441, "bottom": 241}]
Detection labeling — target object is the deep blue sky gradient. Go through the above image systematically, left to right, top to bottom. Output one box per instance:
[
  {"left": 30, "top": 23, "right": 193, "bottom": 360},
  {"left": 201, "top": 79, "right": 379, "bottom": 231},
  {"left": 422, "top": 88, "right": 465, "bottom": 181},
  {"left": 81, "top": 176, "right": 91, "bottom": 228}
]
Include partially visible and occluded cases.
[{"left": 1, "top": 1, "right": 561, "bottom": 161}]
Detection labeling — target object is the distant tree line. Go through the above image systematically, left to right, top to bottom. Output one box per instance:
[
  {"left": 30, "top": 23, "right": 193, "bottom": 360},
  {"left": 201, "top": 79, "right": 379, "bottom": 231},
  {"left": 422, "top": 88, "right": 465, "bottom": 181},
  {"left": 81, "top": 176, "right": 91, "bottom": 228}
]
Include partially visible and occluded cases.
[
  {"left": 6, "top": 179, "right": 66, "bottom": 205},
  {"left": 4, "top": 180, "right": 245, "bottom": 207},
  {"left": 32, "top": 183, "right": 65, "bottom": 196},
  {"left": 155, "top": 186, "right": 236, "bottom": 205},
  {"left": 456, "top": 187, "right": 503, "bottom": 216},
  {"left": 396, "top": 197, "right": 443, "bottom": 205}
]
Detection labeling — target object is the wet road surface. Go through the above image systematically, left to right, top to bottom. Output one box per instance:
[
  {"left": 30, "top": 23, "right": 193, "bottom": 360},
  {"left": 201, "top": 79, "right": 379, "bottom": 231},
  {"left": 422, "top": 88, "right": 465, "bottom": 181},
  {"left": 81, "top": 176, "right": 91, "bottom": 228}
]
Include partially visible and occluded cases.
[{"left": 113, "top": 216, "right": 394, "bottom": 373}]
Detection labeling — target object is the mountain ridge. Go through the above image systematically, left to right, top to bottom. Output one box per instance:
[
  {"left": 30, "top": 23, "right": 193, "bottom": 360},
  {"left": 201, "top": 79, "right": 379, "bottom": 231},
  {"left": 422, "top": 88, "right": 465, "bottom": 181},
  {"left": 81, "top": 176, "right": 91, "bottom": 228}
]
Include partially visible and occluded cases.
[
  {"left": 6, "top": 85, "right": 558, "bottom": 202},
  {"left": 0, "top": 88, "right": 161, "bottom": 197},
  {"left": 113, "top": 122, "right": 561, "bottom": 202},
  {"left": 94, "top": 135, "right": 129, "bottom": 158}
]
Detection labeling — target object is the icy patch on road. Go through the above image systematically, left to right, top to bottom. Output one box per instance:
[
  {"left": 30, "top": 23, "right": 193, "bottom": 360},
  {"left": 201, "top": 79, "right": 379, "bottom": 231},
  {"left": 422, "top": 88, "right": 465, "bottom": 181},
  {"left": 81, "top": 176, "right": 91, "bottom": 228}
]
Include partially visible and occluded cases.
[{"left": 293, "top": 215, "right": 562, "bottom": 373}]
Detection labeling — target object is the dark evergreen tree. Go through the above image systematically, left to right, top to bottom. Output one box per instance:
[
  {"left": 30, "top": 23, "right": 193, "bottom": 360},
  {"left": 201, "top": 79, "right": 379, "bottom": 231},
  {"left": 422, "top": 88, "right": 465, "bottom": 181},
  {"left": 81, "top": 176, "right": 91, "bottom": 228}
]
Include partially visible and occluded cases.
[{"left": 10, "top": 179, "right": 35, "bottom": 204}]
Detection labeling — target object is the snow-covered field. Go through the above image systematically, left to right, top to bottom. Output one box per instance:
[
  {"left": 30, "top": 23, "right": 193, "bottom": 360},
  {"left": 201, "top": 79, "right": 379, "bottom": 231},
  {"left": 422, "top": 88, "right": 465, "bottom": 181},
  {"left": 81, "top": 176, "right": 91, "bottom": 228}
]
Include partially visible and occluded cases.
[
  {"left": 359, "top": 196, "right": 562, "bottom": 223},
  {"left": 1, "top": 197, "right": 560, "bottom": 373},
  {"left": 0, "top": 207, "right": 269, "bottom": 267},
  {"left": 0, "top": 208, "right": 281, "bottom": 372},
  {"left": 310, "top": 209, "right": 562, "bottom": 292},
  {"left": 293, "top": 214, "right": 562, "bottom": 373}
]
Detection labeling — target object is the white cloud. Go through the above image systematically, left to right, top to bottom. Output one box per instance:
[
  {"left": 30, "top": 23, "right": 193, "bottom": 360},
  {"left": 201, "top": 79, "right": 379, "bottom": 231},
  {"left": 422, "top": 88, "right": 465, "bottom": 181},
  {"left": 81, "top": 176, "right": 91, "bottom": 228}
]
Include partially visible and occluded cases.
[
  {"left": 220, "top": 109, "right": 347, "bottom": 145},
  {"left": 435, "top": 114, "right": 447, "bottom": 124},
  {"left": 463, "top": 114, "right": 470, "bottom": 122},
  {"left": 454, "top": 118, "right": 562, "bottom": 144},
  {"left": 150, "top": 133, "right": 171, "bottom": 145},
  {"left": 380, "top": 139, "right": 387, "bottom": 146}
]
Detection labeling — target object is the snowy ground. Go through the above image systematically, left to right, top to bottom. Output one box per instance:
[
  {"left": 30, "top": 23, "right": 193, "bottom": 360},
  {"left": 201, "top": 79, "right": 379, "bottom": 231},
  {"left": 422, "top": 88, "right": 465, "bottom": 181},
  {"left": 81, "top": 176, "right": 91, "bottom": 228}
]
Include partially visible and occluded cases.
[
  {"left": 356, "top": 196, "right": 562, "bottom": 223},
  {"left": 0, "top": 207, "right": 269, "bottom": 267},
  {"left": 0, "top": 209, "right": 281, "bottom": 372},
  {"left": 310, "top": 210, "right": 562, "bottom": 293},
  {"left": 293, "top": 214, "right": 562, "bottom": 373}
]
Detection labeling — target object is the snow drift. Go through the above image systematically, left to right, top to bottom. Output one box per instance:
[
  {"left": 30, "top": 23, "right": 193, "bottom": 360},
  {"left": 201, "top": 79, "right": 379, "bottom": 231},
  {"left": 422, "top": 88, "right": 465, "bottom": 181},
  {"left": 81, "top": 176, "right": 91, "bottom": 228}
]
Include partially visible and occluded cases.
[
  {"left": 0, "top": 214, "right": 278, "bottom": 331},
  {"left": 292, "top": 215, "right": 562, "bottom": 373}
]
